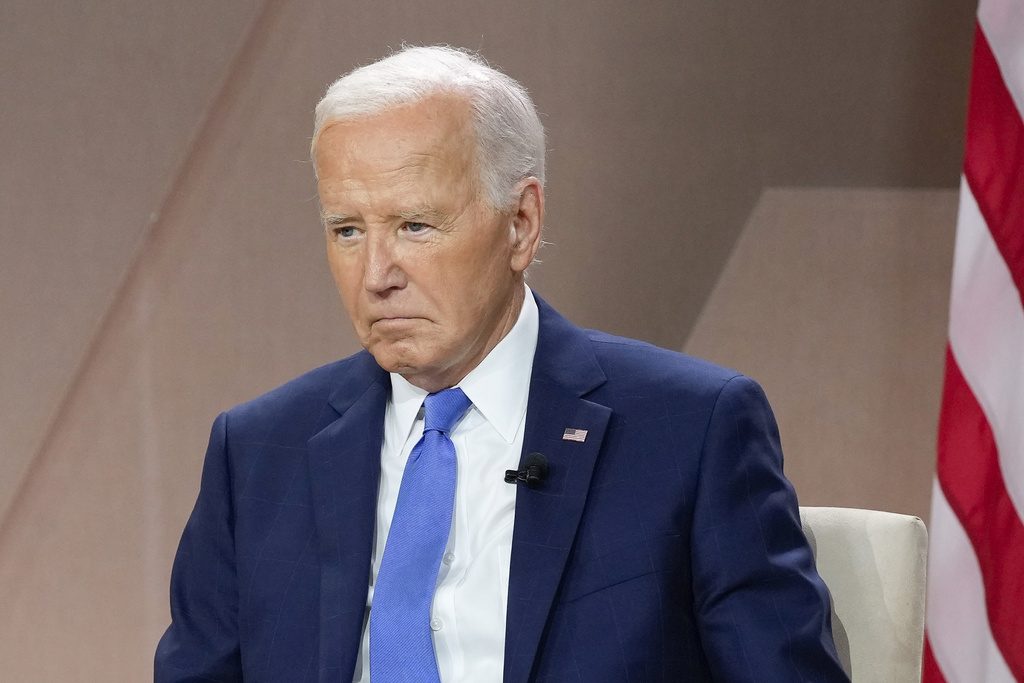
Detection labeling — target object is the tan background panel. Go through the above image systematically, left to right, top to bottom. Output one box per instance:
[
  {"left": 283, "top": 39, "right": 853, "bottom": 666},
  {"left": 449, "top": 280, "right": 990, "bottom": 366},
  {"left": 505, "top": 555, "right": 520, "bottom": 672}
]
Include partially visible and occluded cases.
[
  {"left": 0, "top": 0, "right": 971, "bottom": 678},
  {"left": 0, "top": 0, "right": 259, "bottom": 525},
  {"left": 0, "top": 5, "right": 349, "bottom": 679},
  {"left": 686, "top": 187, "right": 957, "bottom": 522}
]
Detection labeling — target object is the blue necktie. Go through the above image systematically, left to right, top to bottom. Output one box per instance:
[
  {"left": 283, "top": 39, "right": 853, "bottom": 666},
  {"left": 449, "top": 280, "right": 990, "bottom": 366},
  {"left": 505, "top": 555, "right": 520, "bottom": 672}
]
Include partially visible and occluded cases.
[{"left": 370, "top": 387, "right": 472, "bottom": 682}]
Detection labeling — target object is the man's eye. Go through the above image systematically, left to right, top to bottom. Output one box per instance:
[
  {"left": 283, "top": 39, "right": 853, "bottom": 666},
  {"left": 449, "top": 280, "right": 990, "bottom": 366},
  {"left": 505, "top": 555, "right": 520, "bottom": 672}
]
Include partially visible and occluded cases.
[
  {"left": 404, "top": 221, "right": 430, "bottom": 233},
  {"left": 334, "top": 226, "right": 357, "bottom": 238}
]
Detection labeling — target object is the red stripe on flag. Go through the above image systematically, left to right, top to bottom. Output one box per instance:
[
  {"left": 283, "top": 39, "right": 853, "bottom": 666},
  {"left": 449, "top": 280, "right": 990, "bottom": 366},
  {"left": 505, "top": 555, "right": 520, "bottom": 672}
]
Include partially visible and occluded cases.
[
  {"left": 963, "top": 25, "right": 1024, "bottom": 307},
  {"left": 936, "top": 347, "right": 1024, "bottom": 680},
  {"left": 922, "top": 636, "right": 948, "bottom": 683}
]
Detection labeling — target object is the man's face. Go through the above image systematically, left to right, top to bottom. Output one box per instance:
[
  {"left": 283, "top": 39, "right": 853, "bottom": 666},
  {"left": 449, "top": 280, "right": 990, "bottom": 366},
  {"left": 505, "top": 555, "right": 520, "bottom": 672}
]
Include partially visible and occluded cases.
[{"left": 315, "top": 94, "right": 541, "bottom": 392}]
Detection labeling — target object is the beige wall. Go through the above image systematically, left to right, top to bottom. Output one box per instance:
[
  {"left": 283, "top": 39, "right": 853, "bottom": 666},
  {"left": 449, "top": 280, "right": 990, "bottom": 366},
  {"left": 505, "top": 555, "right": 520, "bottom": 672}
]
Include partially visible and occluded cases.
[
  {"left": 0, "top": 0, "right": 973, "bottom": 678},
  {"left": 685, "top": 188, "right": 957, "bottom": 522}
]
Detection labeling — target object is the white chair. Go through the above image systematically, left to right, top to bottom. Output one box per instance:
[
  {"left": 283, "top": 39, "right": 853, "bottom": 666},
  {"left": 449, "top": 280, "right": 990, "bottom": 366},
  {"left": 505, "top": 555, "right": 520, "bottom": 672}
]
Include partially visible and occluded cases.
[{"left": 800, "top": 506, "right": 928, "bottom": 683}]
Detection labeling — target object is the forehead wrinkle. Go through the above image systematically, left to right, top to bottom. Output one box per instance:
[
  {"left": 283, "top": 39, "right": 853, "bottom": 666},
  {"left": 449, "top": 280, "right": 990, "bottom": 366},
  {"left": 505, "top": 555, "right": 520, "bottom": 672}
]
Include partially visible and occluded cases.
[{"left": 329, "top": 164, "right": 464, "bottom": 220}]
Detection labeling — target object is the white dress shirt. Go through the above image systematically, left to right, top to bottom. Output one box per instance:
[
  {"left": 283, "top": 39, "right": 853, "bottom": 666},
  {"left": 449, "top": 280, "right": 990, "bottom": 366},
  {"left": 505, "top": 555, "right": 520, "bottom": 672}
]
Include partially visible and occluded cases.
[{"left": 353, "top": 286, "right": 539, "bottom": 683}]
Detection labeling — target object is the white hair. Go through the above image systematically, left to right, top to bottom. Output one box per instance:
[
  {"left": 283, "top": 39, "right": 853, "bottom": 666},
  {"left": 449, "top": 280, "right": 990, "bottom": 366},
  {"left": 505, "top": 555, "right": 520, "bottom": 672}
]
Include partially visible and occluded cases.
[{"left": 312, "top": 45, "right": 545, "bottom": 211}]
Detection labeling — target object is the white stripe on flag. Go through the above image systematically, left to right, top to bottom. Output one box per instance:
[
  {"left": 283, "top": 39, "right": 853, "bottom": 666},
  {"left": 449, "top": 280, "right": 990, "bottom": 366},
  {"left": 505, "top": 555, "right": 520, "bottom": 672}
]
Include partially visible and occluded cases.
[{"left": 926, "top": 481, "right": 1016, "bottom": 683}]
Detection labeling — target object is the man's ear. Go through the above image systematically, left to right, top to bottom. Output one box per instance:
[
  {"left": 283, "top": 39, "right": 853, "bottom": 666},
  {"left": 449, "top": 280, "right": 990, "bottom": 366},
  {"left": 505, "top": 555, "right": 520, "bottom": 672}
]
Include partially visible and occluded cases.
[{"left": 509, "top": 177, "right": 545, "bottom": 273}]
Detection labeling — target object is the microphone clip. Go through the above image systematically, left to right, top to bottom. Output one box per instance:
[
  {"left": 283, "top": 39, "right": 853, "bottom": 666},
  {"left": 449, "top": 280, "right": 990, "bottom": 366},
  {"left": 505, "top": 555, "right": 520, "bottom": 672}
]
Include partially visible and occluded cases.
[{"left": 504, "top": 452, "right": 549, "bottom": 489}]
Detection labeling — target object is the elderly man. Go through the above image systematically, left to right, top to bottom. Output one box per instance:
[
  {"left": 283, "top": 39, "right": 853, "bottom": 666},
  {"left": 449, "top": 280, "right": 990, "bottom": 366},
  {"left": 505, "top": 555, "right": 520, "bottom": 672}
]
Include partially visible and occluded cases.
[{"left": 156, "top": 46, "right": 848, "bottom": 682}]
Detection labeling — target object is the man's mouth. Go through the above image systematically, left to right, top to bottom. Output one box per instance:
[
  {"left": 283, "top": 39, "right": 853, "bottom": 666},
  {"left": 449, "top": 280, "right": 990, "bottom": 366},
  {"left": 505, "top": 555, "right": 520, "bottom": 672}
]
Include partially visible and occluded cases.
[{"left": 372, "top": 316, "right": 421, "bottom": 326}]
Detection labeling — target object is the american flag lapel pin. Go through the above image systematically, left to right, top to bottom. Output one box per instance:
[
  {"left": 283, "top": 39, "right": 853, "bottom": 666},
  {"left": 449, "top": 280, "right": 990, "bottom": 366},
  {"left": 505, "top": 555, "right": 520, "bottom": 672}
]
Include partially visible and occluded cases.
[{"left": 562, "top": 427, "right": 588, "bottom": 443}]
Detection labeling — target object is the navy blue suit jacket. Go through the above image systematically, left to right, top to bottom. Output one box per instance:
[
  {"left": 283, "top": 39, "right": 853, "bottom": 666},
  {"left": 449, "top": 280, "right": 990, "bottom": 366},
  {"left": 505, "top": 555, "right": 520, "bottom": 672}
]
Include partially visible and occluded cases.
[{"left": 156, "top": 294, "right": 848, "bottom": 682}]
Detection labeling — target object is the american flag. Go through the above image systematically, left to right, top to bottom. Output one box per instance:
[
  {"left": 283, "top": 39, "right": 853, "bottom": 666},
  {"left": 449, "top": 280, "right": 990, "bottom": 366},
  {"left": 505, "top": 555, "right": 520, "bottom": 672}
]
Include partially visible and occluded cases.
[
  {"left": 924, "top": 1, "right": 1024, "bottom": 680},
  {"left": 562, "top": 428, "right": 588, "bottom": 443}
]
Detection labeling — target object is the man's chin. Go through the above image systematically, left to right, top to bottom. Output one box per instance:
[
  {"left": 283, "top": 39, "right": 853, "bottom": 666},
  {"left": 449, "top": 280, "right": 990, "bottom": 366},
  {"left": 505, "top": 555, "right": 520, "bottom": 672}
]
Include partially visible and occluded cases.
[
  {"left": 365, "top": 342, "right": 428, "bottom": 377},
  {"left": 366, "top": 345, "right": 463, "bottom": 392}
]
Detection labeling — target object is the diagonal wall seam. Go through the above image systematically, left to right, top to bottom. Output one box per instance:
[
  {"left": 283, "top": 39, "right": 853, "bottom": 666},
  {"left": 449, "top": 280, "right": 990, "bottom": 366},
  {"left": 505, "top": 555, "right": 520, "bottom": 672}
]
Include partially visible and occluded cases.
[{"left": 0, "top": 0, "right": 287, "bottom": 543}]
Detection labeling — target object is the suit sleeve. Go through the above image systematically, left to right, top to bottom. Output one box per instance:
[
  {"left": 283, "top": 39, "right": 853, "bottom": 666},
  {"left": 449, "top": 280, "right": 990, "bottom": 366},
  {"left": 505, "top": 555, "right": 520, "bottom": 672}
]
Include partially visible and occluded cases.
[
  {"left": 690, "top": 376, "right": 849, "bottom": 682},
  {"left": 155, "top": 412, "right": 244, "bottom": 682}
]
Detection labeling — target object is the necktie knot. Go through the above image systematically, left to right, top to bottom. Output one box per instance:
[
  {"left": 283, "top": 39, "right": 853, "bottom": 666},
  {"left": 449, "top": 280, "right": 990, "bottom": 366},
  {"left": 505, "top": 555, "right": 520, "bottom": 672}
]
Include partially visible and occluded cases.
[{"left": 423, "top": 387, "right": 472, "bottom": 433}]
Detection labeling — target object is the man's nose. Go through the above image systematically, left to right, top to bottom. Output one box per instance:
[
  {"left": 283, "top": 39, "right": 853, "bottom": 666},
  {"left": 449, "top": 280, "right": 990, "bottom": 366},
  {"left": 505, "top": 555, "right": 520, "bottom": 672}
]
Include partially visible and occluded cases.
[{"left": 363, "top": 233, "right": 406, "bottom": 293}]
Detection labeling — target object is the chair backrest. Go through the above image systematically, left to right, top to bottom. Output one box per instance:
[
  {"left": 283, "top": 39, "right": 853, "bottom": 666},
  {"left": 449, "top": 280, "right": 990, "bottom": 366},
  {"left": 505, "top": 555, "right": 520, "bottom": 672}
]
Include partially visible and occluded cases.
[{"left": 800, "top": 506, "right": 928, "bottom": 683}]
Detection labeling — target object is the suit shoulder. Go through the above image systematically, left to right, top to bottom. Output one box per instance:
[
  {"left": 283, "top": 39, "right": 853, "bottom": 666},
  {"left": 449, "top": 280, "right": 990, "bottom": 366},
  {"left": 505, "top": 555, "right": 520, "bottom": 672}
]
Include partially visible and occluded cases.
[
  {"left": 584, "top": 328, "right": 754, "bottom": 399},
  {"left": 223, "top": 351, "right": 379, "bottom": 438}
]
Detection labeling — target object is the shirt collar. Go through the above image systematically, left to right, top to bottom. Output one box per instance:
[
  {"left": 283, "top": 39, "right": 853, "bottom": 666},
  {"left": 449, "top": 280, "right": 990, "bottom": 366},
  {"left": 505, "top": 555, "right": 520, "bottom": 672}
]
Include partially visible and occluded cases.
[{"left": 388, "top": 285, "right": 539, "bottom": 445}]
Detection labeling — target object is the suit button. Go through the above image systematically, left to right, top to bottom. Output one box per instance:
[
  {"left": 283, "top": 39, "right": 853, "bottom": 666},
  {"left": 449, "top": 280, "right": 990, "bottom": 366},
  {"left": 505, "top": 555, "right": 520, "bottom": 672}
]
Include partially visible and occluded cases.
[{"left": 430, "top": 617, "right": 443, "bottom": 631}]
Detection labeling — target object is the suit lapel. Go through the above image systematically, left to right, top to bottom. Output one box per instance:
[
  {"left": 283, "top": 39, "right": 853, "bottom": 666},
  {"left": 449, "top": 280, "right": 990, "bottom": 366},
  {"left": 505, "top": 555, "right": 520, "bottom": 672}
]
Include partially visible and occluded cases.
[
  {"left": 504, "top": 296, "right": 611, "bottom": 683},
  {"left": 306, "top": 352, "right": 389, "bottom": 682}
]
